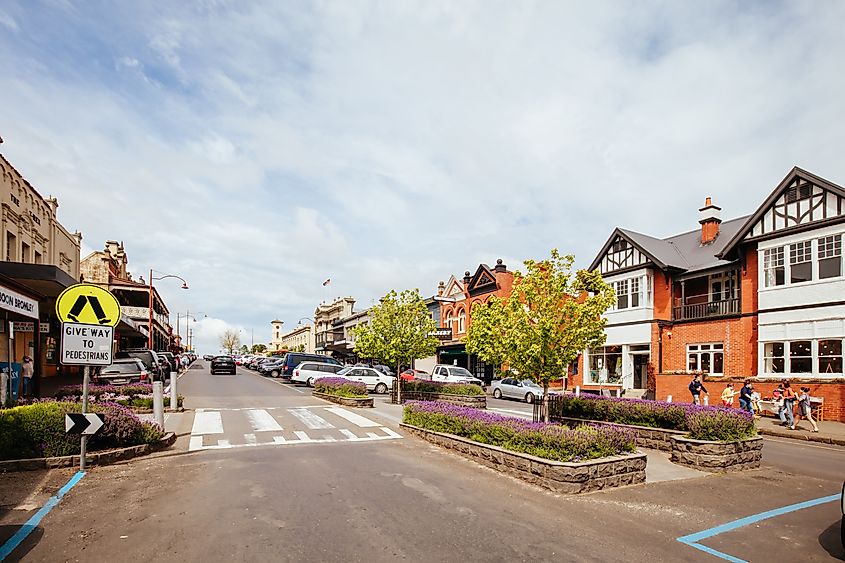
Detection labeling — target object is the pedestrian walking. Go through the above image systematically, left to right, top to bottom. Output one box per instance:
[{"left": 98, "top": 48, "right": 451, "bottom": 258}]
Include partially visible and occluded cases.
[
  {"left": 21, "top": 355, "right": 34, "bottom": 397},
  {"left": 688, "top": 374, "right": 708, "bottom": 405},
  {"left": 738, "top": 380, "right": 755, "bottom": 414},
  {"left": 780, "top": 381, "right": 796, "bottom": 429},
  {"left": 721, "top": 383, "right": 736, "bottom": 407},
  {"left": 793, "top": 386, "right": 819, "bottom": 432}
]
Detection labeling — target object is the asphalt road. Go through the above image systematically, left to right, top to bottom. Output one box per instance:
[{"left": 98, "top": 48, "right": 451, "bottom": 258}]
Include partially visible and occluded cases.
[{"left": 7, "top": 362, "right": 845, "bottom": 562}]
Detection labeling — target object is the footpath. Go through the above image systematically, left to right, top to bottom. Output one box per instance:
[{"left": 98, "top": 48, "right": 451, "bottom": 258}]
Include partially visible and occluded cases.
[{"left": 755, "top": 415, "right": 845, "bottom": 446}]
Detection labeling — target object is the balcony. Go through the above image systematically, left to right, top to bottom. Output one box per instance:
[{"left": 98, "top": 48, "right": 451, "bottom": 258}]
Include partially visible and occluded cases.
[
  {"left": 673, "top": 270, "right": 740, "bottom": 321},
  {"left": 673, "top": 297, "right": 740, "bottom": 321},
  {"left": 315, "top": 330, "right": 344, "bottom": 349}
]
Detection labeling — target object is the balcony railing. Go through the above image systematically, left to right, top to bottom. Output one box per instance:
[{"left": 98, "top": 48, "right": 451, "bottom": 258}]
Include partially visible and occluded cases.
[
  {"left": 673, "top": 297, "right": 739, "bottom": 321},
  {"left": 315, "top": 330, "right": 344, "bottom": 348}
]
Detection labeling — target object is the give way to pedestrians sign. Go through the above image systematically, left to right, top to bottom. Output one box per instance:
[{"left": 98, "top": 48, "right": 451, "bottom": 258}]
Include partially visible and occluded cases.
[{"left": 60, "top": 322, "right": 114, "bottom": 366}]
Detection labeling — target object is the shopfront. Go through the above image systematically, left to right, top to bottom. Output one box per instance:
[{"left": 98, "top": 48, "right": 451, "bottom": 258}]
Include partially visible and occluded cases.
[{"left": 0, "top": 277, "right": 41, "bottom": 400}]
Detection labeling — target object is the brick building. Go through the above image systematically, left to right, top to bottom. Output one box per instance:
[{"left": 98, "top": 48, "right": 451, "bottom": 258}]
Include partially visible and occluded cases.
[
  {"left": 573, "top": 167, "right": 845, "bottom": 422},
  {"left": 436, "top": 259, "right": 513, "bottom": 383}
]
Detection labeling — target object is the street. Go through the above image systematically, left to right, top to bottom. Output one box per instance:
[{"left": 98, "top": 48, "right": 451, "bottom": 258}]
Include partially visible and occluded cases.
[{"left": 4, "top": 361, "right": 844, "bottom": 562}]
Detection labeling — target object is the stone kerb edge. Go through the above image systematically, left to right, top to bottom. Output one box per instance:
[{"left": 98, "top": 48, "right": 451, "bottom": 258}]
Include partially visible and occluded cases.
[
  {"left": 312, "top": 391, "right": 374, "bottom": 408},
  {"left": 392, "top": 391, "right": 487, "bottom": 408},
  {"left": 400, "top": 423, "right": 646, "bottom": 494},
  {"left": 0, "top": 431, "right": 178, "bottom": 473},
  {"left": 669, "top": 435, "right": 763, "bottom": 472}
]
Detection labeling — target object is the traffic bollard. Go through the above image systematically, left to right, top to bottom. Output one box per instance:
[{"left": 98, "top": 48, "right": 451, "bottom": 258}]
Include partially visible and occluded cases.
[
  {"left": 169, "top": 371, "right": 177, "bottom": 410},
  {"left": 153, "top": 381, "right": 164, "bottom": 428},
  {"left": 575, "top": 385, "right": 580, "bottom": 397},
  {"left": 667, "top": 395, "right": 673, "bottom": 403},
  {"left": 703, "top": 395, "right": 709, "bottom": 406}
]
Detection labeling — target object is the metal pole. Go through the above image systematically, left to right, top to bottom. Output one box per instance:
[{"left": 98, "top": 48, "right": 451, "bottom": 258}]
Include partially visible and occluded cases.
[
  {"left": 148, "top": 269, "right": 154, "bottom": 349},
  {"left": 80, "top": 365, "right": 90, "bottom": 471},
  {"left": 169, "top": 370, "right": 177, "bottom": 410},
  {"left": 153, "top": 381, "right": 164, "bottom": 428}
]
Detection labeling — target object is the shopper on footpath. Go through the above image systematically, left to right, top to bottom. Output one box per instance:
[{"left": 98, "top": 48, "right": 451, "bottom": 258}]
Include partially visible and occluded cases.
[
  {"left": 21, "top": 355, "right": 34, "bottom": 397},
  {"left": 688, "top": 374, "right": 708, "bottom": 405},
  {"left": 780, "top": 381, "right": 796, "bottom": 428},
  {"left": 793, "top": 386, "right": 819, "bottom": 432}
]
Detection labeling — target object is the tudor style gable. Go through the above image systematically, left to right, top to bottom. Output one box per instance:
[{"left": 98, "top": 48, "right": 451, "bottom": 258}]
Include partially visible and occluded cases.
[
  {"left": 589, "top": 229, "right": 670, "bottom": 276},
  {"left": 442, "top": 275, "right": 465, "bottom": 299}
]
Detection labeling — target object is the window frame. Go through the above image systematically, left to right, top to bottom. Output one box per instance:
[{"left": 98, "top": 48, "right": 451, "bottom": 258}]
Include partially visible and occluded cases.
[{"left": 686, "top": 343, "right": 724, "bottom": 375}]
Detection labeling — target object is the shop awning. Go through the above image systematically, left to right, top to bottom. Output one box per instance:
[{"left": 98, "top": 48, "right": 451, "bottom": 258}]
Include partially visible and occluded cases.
[{"left": 0, "top": 263, "right": 77, "bottom": 298}]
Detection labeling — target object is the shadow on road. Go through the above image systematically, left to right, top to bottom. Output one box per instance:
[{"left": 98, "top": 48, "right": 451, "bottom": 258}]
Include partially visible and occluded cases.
[
  {"left": 818, "top": 520, "right": 845, "bottom": 560},
  {"left": 0, "top": 524, "right": 43, "bottom": 561}
]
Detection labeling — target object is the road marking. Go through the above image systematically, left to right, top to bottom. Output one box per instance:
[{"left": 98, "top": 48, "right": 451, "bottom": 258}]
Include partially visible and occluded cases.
[
  {"left": 325, "top": 407, "right": 380, "bottom": 428},
  {"left": 487, "top": 407, "right": 533, "bottom": 419},
  {"left": 289, "top": 408, "right": 334, "bottom": 429},
  {"left": 246, "top": 409, "right": 283, "bottom": 432},
  {"left": 191, "top": 411, "right": 223, "bottom": 435},
  {"left": 380, "top": 426, "right": 402, "bottom": 438},
  {"left": 340, "top": 429, "right": 360, "bottom": 440},
  {"left": 294, "top": 430, "right": 311, "bottom": 442},
  {"left": 366, "top": 432, "right": 380, "bottom": 439},
  {"left": 244, "top": 433, "right": 257, "bottom": 445},
  {"left": 189, "top": 436, "right": 204, "bottom": 451},
  {"left": 273, "top": 436, "right": 286, "bottom": 444},
  {"left": 322, "top": 436, "right": 337, "bottom": 442},
  {"left": 217, "top": 439, "right": 231, "bottom": 448},
  {"left": 0, "top": 471, "right": 86, "bottom": 561},
  {"left": 677, "top": 493, "right": 840, "bottom": 562}
]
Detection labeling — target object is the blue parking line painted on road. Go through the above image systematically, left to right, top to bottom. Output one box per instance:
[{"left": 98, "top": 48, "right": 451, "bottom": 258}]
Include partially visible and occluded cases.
[
  {"left": 0, "top": 471, "right": 86, "bottom": 561},
  {"left": 677, "top": 493, "right": 840, "bottom": 562}
]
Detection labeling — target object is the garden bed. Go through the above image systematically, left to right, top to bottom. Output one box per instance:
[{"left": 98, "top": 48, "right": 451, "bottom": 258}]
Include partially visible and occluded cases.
[
  {"left": 392, "top": 380, "right": 487, "bottom": 408},
  {"left": 55, "top": 384, "right": 184, "bottom": 411},
  {"left": 313, "top": 391, "right": 373, "bottom": 408},
  {"left": 403, "top": 401, "right": 644, "bottom": 493},
  {"left": 553, "top": 416, "right": 684, "bottom": 452},
  {"left": 670, "top": 435, "right": 763, "bottom": 472}
]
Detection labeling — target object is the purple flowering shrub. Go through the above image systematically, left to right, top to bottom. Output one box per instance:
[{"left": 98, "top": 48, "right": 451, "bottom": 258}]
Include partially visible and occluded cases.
[
  {"left": 314, "top": 377, "right": 368, "bottom": 398},
  {"left": 401, "top": 380, "right": 484, "bottom": 396},
  {"left": 53, "top": 384, "right": 183, "bottom": 409},
  {"left": 549, "top": 394, "right": 755, "bottom": 441},
  {"left": 0, "top": 401, "right": 165, "bottom": 460},
  {"left": 403, "top": 401, "right": 636, "bottom": 462}
]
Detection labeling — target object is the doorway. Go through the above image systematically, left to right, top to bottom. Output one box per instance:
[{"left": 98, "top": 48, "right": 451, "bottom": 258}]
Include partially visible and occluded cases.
[{"left": 632, "top": 354, "right": 649, "bottom": 389}]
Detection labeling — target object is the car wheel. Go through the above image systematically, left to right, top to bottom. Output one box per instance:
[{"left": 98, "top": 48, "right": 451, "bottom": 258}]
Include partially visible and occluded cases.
[
  {"left": 271, "top": 370, "right": 280, "bottom": 378},
  {"left": 307, "top": 377, "right": 315, "bottom": 387},
  {"left": 375, "top": 383, "right": 388, "bottom": 394},
  {"left": 493, "top": 389, "right": 502, "bottom": 399},
  {"left": 525, "top": 392, "right": 535, "bottom": 404}
]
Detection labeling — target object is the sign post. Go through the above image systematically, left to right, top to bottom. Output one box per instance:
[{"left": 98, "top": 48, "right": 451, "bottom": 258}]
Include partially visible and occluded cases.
[{"left": 56, "top": 284, "right": 121, "bottom": 471}]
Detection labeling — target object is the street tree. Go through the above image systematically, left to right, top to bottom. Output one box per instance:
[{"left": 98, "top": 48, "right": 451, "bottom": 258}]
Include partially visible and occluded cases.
[
  {"left": 465, "top": 249, "right": 615, "bottom": 421},
  {"left": 352, "top": 289, "right": 438, "bottom": 403},
  {"left": 219, "top": 329, "right": 241, "bottom": 355},
  {"left": 251, "top": 343, "right": 267, "bottom": 354},
  {"left": 239, "top": 344, "right": 249, "bottom": 354}
]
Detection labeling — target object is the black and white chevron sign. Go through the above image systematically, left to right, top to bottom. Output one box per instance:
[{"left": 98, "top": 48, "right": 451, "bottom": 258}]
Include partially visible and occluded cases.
[{"left": 65, "top": 413, "right": 105, "bottom": 435}]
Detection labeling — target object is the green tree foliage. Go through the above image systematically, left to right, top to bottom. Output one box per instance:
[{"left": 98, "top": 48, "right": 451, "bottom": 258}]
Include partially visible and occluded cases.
[
  {"left": 465, "top": 249, "right": 615, "bottom": 421},
  {"left": 352, "top": 289, "right": 438, "bottom": 403},
  {"left": 251, "top": 343, "right": 267, "bottom": 354},
  {"left": 239, "top": 344, "right": 249, "bottom": 354}
]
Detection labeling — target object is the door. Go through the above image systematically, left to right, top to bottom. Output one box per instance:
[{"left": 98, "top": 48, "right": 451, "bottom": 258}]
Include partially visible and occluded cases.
[
  {"left": 632, "top": 355, "right": 648, "bottom": 389},
  {"left": 359, "top": 369, "right": 379, "bottom": 390}
]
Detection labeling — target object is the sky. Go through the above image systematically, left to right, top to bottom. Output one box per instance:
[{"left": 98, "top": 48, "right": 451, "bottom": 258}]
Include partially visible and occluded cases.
[{"left": 1, "top": 0, "right": 844, "bottom": 354}]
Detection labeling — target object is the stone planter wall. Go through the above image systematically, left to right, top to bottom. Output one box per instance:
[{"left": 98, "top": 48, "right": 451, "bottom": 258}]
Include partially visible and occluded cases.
[
  {"left": 313, "top": 391, "right": 374, "bottom": 408},
  {"left": 392, "top": 391, "right": 486, "bottom": 408},
  {"left": 553, "top": 416, "right": 684, "bottom": 452},
  {"left": 401, "top": 423, "right": 646, "bottom": 494},
  {"left": 670, "top": 435, "right": 763, "bottom": 472}
]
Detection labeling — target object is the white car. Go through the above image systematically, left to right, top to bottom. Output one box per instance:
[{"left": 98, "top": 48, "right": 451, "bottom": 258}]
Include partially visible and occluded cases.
[
  {"left": 291, "top": 361, "right": 345, "bottom": 387},
  {"left": 431, "top": 364, "right": 483, "bottom": 386},
  {"left": 338, "top": 366, "right": 395, "bottom": 394}
]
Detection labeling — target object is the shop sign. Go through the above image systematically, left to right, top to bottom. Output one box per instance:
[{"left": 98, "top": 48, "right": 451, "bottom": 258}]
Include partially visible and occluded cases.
[
  {"left": 0, "top": 285, "right": 39, "bottom": 319},
  {"left": 430, "top": 327, "right": 453, "bottom": 340}
]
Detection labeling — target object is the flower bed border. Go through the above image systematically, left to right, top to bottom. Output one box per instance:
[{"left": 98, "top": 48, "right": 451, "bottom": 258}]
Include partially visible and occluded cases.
[
  {"left": 313, "top": 391, "right": 373, "bottom": 408},
  {"left": 392, "top": 391, "right": 486, "bottom": 408},
  {"left": 554, "top": 416, "right": 684, "bottom": 452},
  {"left": 401, "top": 423, "right": 646, "bottom": 494},
  {"left": 0, "top": 431, "right": 177, "bottom": 473},
  {"left": 670, "top": 435, "right": 763, "bottom": 472}
]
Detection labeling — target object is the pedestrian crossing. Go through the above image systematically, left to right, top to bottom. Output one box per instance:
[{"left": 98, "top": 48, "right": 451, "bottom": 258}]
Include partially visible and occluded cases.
[{"left": 188, "top": 406, "right": 402, "bottom": 451}]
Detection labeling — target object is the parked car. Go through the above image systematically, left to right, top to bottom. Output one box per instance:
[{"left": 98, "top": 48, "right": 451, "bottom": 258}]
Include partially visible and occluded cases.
[
  {"left": 114, "top": 349, "right": 165, "bottom": 381},
  {"left": 159, "top": 351, "right": 178, "bottom": 374},
  {"left": 279, "top": 353, "right": 342, "bottom": 379},
  {"left": 203, "top": 354, "right": 214, "bottom": 361},
  {"left": 210, "top": 355, "right": 236, "bottom": 375},
  {"left": 95, "top": 358, "right": 148, "bottom": 385},
  {"left": 259, "top": 358, "right": 286, "bottom": 377},
  {"left": 291, "top": 361, "right": 346, "bottom": 386},
  {"left": 431, "top": 364, "right": 483, "bottom": 386},
  {"left": 338, "top": 366, "right": 395, "bottom": 394},
  {"left": 400, "top": 369, "right": 430, "bottom": 381},
  {"left": 490, "top": 377, "right": 545, "bottom": 403}
]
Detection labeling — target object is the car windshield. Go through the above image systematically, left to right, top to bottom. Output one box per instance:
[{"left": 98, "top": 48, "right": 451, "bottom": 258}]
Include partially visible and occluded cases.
[
  {"left": 215, "top": 356, "right": 232, "bottom": 361},
  {"left": 101, "top": 363, "right": 139, "bottom": 374},
  {"left": 337, "top": 367, "right": 352, "bottom": 376},
  {"left": 450, "top": 367, "right": 473, "bottom": 378},
  {"left": 521, "top": 380, "right": 540, "bottom": 387}
]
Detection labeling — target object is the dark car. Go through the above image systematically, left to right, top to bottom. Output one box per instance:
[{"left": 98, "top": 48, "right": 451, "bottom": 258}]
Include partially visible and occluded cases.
[
  {"left": 114, "top": 349, "right": 165, "bottom": 381},
  {"left": 159, "top": 352, "right": 178, "bottom": 373},
  {"left": 280, "top": 353, "right": 342, "bottom": 379},
  {"left": 203, "top": 354, "right": 214, "bottom": 361},
  {"left": 211, "top": 355, "right": 236, "bottom": 375},
  {"left": 95, "top": 358, "right": 148, "bottom": 385},
  {"left": 259, "top": 358, "right": 285, "bottom": 377}
]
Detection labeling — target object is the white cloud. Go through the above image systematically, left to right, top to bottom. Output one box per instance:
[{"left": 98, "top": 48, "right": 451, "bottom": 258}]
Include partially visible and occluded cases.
[
  {"left": 1, "top": 0, "right": 844, "bottom": 343},
  {"left": 0, "top": 10, "right": 18, "bottom": 31}
]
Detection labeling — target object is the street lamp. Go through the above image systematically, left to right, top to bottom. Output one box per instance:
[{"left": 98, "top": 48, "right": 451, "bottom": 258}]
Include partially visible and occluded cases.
[{"left": 148, "top": 270, "right": 189, "bottom": 350}]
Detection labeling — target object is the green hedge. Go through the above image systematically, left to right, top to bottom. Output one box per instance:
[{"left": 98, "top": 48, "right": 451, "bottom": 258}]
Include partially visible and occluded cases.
[
  {"left": 401, "top": 380, "right": 484, "bottom": 396},
  {"left": 0, "top": 401, "right": 165, "bottom": 460}
]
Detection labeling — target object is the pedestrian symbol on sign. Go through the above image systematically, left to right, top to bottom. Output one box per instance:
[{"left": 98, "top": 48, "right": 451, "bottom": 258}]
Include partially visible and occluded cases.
[
  {"left": 55, "top": 283, "right": 121, "bottom": 328},
  {"left": 65, "top": 294, "right": 112, "bottom": 325}
]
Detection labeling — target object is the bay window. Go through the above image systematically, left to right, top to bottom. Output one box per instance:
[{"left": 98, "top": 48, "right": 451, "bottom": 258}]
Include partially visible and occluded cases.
[
  {"left": 818, "top": 235, "right": 842, "bottom": 279},
  {"left": 789, "top": 241, "right": 812, "bottom": 283},
  {"left": 764, "top": 247, "right": 785, "bottom": 287},
  {"left": 615, "top": 280, "right": 629, "bottom": 309},
  {"left": 762, "top": 339, "right": 845, "bottom": 376},
  {"left": 819, "top": 339, "right": 843, "bottom": 374},
  {"left": 789, "top": 340, "right": 812, "bottom": 373},
  {"left": 764, "top": 342, "right": 785, "bottom": 373}
]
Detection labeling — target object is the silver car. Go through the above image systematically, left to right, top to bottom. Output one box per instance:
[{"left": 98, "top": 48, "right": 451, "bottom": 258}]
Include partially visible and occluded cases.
[{"left": 490, "top": 377, "right": 545, "bottom": 403}]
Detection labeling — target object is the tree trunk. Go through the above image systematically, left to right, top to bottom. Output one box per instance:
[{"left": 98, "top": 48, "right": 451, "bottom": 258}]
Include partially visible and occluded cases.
[{"left": 396, "top": 360, "right": 402, "bottom": 405}]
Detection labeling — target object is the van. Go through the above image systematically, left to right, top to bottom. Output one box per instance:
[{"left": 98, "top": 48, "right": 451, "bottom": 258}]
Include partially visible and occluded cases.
[
  {"left": 280, "top": 353, "right": 341, "bottom": 378},
  {"left": 291, "top": 361, "right": 345, "bottom": 386}
]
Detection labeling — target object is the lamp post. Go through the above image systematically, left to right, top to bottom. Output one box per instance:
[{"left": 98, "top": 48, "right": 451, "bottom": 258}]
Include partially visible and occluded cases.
[{"left": 148, "top": 270, "right": 189, "bottom": 350}]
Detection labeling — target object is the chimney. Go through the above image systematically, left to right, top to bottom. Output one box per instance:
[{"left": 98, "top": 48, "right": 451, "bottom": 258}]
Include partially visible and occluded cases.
[
  {"left": 699, "top": 197, "right": 722, "bottom": 245},
  {"left": 437, "top": 281, "right": 445, "bottom": 296}
]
